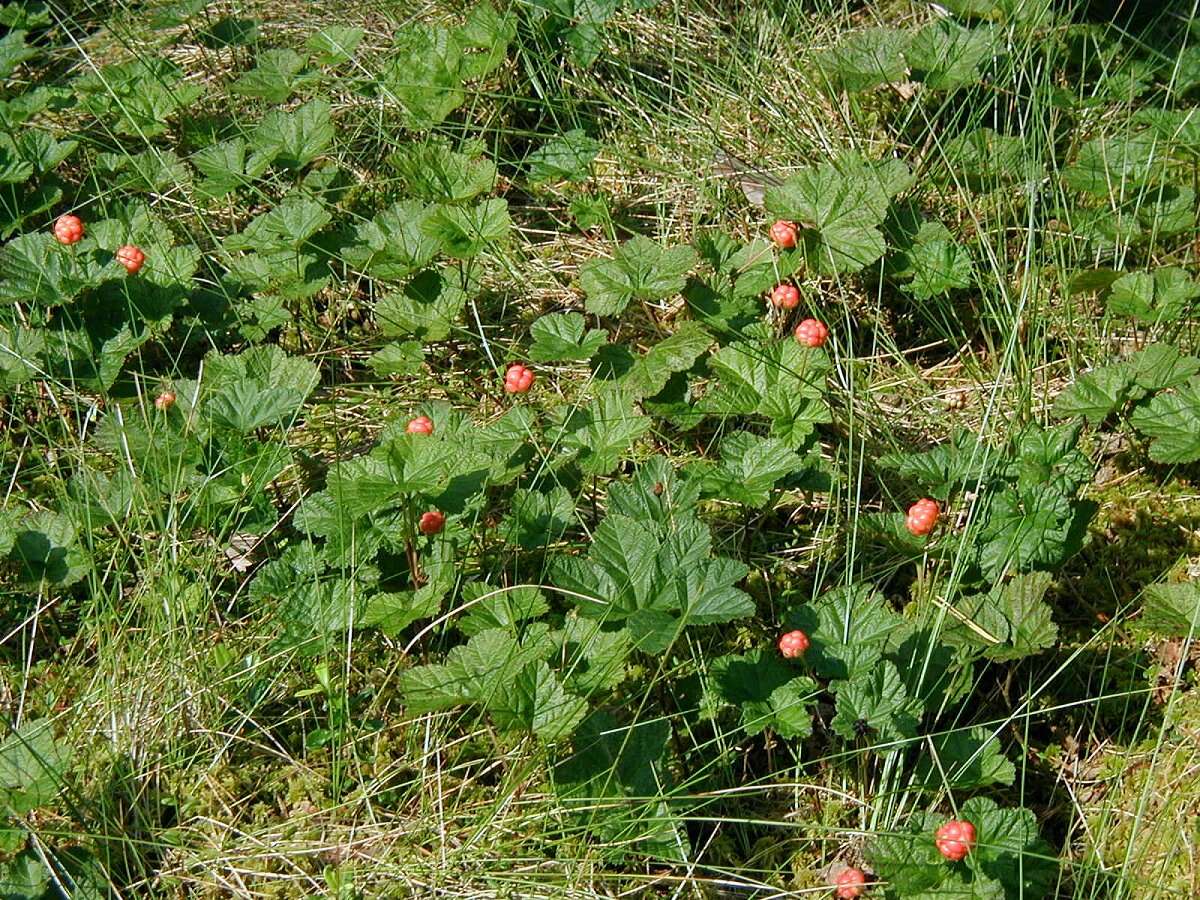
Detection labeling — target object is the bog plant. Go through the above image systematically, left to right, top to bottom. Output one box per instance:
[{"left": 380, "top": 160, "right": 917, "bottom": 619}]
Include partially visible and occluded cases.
[{"left": 1, "top": 0, "right": 1199, "bottom": 897}]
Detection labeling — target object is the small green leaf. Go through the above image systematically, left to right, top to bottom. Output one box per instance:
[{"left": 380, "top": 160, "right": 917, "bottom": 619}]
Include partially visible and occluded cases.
[
  {"left": 906, "top": 20, "right": 1000, "bottom": 90},
  {"left": 384, "top": 24, "right": 465, "bottom": 130},
  {"left": 306, "top": 25, "right": 364, "bottom": 65},
  {"left": 817, "top": 27, "right": 909, "bottom": 92},
  {"left": 231, "top": 49, "right": 318, "bottom": 103},
  {"left": 250, "top": 98, "right": 334, "bottom": 169},
  {"left": 526, "top": 129, "right": 601, "bottom": 183},
  {"left": 1063, "top": 132, "right": 1162, "bottom": 196},
  {"left": 391, "top": 139, "right": 496, "bottom": 202},
  {"left": 224, "top": 196, "right": 331, "bottom": 252},
  {"left": 423, "top": 199, "right": 510, "bottom": 257},
  {"left": 345, "top": 201, "right": 442, "bottom": 280},
  {"left": 580, "top": 235, "right": 697, "bottom": 316},
  {"left": 903, "top": 238, "right": 974, "bottom": 299},
  {"left": 373, "top": 267, "right": 467, "bottom": 340},
  {"left": 1107, "top": 267, "right": 1200, "bottom": 323},
  {"left": 529, "top": 312, "right": 607, "bottom": 362},
  {"left": 618, "top": 321, "right": 711, "bottom": 400},
  {"left": 368, "top": 340, "right": 425, "bottom": 377},
  {"left": 1051, "top": 362, "right": 1136, "bottom": 425},
  {"left": 1130, "top": 375, "right": 1200, "bottom": 463},
  {"left": 552, "top": 387, "right": 651, "bottom": 475},
  {"left": 686, "top": 432, "right": 803, "bottom": 508},
  {"left": 500, "top": 486, "right": 574, "bottom": 548},
  {"left": 10, "top": 510, "right": 90, "bottom": 587},
  {"left": 1142, "top": 582, "right": 1200, "bottom": 636},
  {"left": 458, "top": 584, "right": 550, "bottom": 636},
  {"left": 703, "top": 649, "right": 817, "bottom": 738},
  {"left": 830, "top": 660, "right": 921, "bottom": 741},
  {"left": 490, "top": 661, "right": 588, "bottom": 742},
  {"left": 0, "top": 719, "right": 69, "bottom": 815},
  {"left": 914, "top": 727, "right": 1016, "bottom": 790}
]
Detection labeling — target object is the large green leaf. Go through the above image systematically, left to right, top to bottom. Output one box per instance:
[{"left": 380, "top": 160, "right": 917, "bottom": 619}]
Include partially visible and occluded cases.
[
  {"left": 580, "top": 236, "right": 697, "bottom": 316},
  {"left": 1130, "top": 375, "right": 1200, "bottom": 463}
]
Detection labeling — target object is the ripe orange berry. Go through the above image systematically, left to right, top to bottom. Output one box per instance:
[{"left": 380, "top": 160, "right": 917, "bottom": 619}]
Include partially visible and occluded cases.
[
  {"left": 53, "top": 214, "right": 84, "bottom": 245},
  {"left": 769, "top": 219, "right": 798, "bottom": 249},
  {"left": 115, "top": 244, "right": 145, "bottom": 274},
  {"left": 770, "top": 283, "right": 800, "bottom": 310},
  {"left": 794, "top": 318, "right": 829, "bottom": 348},
  {"left": 504, "top": 363, "right": 534, "bottom": 394},
  {"left": 154, "top": 390, "right": 176, "bottom": 412},
  {"left": 406, "top": 415, "right": 434, "bottom": 435},
  {"left": 905, "top": 498, "right": 940, "bottom": 537},
  {"left": 418, "top": 510, "right": 445, "bottom": 535},
  {"left": 778, "top": 629, "right": 810, "bottom": 659},
  {"left": 934, "top": 819, "right": 976, "bottom": 861},
  {"left": 834, "top": 866, "right": 868, "bottom": 899}
]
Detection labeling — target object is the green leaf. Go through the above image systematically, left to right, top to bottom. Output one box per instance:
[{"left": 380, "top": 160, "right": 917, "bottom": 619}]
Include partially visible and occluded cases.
[
  {"left": 457, "top": 1, "right": 515, "bottom": 78},
  {"left": 906, "top": 20, "right": 1000, "bottom": 90},
  {"left": 384, "top": 24, "right": 465, "bottom": 130},
  {"left": 306, "top": 25, "right": 364, "bottom": 65},
  {"left": 816, "top": 27, "right": 909, "bottom": 92},
  {"left": 231, "top": 49, "right": 318, "bottom": 103},
  {"left": 75, "top": 58, "right": 203, "bottom": 137},
  {"left": 249, "top": 98, "right": 334, "bottom": 169},
  {"left": 526, "top": 129, "right": 601, "bottom": 183},
  {"left": 1063, "top": 132, "right": 1163, "bottom": 196},
  {"left": 192, "top": 137, "right": 270, "bottom": 199},
  {"left": 391, "top": 139, "right": 496, "bottom": 202},
  {"left": 764, "top": 155, "right": 910, "bottom": 274},
  {"left": 1137, "top": 183, "right": 1196, "bottom": 236},
  {"left": 224, "top": 196, "right": 331, "bottom": 252},
  {"left": 423, "top": 199, "right": 510, "bottom": 257},
  {"left": 345, "top": 201, "right": 442, "bottom": 280},
  {"left": 0, "top": 232, "right": 107, "bottom": 306},
  {"left": 580, "top": 236, "right": 697, "bottom": 316},
  {"left": 903, "top": 238, "right": 974, "bottom": 299},
  {"left": 373, "top": 267, "right": 467, "bottom": 340},
  {"left": 1107, "top": 267, "right": 1200, "bottom": 323},
  {"left": 529, "top": 312, "right": 607, "bottom": 362},
  {"left": 618, "top": 321, "right": 711, "bottom": 400},
  {"left": 0, "top": 324, "right": 44, "bottom": 389},
  {"left": 368, "top": 340, "right": 425, "bottom": 377},
  {"left": 1130, "top": 343, "right": 1200, "bottom": 393},
  {"left": 203, "top": 345, "right": 320, "bottom": 433},
  {"left": 1050, "top": 362, "right": 1136, "bottom": 425},
  {"left": 1130, "top": 375, "right": 1200, "bottom": 463},
  {"left": 552, "top": 387, "right": 650, "bottom": 475},
  {"left": 1005, "top": 422, "right": 1091, "bottom": 494},
  {"left": 877, "top": 430, "right": 981, "bottom": 499},
  {"left": 685, "top": 432, "right": 803, "bottom": 508},
  {"left": 607, "top": 455, "right": 700, "bottom": 529},
  {"left": 978, "top": 485, "right": 1089, "bottom": 578},
  {"left": 500, "top": 486, "right": 574, "bottom": 548},
  {"left": 9, "top": 510, "right": 90, "bottom": 587},
  {"left": 948, "top": 572, "right": 1059, "bottom": 661},
  {"left": 1142, "top": 582, "right": 1200, "bottom": 636},
  {"left": 359, "top": 584, "right": 444, "bottom": 637},
  {"left": 458, "top": 584, "right": 549, "bottom": 636},
  {"left": 785, "top": 584, "right": 906, "bottom": 683},
  {"left": 557, "top": 615, "right": 630, "bottom": 695},
  {"left": 703, "top": 649, "right": 817, "bottom": 738},
  {"left": 489, "top": 660, "right": 588, "bottom": 742},
  {"left": 830, "top": 660, "right": 921, "bottom": 741},
  {"left": 552, "top": 711, "right": 679, "bottom": 856},
  {"left": 0, "top": 720, "right": 69, "bottom": 816},
  {"left": 913, "top": 727, "right": 1016, "bottom": 790},
  {"left": 960, "top": 796, "right": 1057, "bottom": 897},
  {"left": 0, "top": 851, "right": 50, "bottom": 900}
]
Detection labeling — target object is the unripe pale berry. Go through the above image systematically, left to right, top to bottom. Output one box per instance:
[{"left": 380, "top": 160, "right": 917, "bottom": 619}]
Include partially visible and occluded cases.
[{"left": 154, "top": 390, "right": 176, "bottom": 412}]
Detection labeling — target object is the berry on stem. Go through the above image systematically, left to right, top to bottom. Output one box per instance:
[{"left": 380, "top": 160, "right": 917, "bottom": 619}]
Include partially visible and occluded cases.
[
  {"left": 53, "top": 214, "right": 83, "bottom": 245},
  {"left": 769, "top": 219, "right": 798, "bottom": 249},
  {"left": 116, "top": 244, "right": 145, "bottom": 274},
  {"left": 770, "top": 283, "right": 800, "bottom": 310},
  {"left": 795, "top": 318, "right": 829, "bottom": 348},
  {"left": 504, "top": 363, "right": 534, "bottom": 394},
  {"left": 154, "top": 390, "right": 176, "bottom": 412},
  {"left": 406, "top": 415, "right": 434, "bottom": 435},
  {"left": 905, "top": 498, "right": 940, "bottom": 537},
  {"left": 418, "top": 510, "right": 445, "bottom": 535},
  {"left": 778, "top": 629, "right": 810, "bottom": 659},
  {"left": 934, "top": 819, "right": 976, "bottom": 861},
  {"left": 833, "top": 866, "right": 868, "bottom": 899}
]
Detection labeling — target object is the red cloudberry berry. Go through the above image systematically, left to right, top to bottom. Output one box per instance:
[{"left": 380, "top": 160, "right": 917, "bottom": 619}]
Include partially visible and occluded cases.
[
  {"left": 53, "top": 214, "right": 84, "bottom": 245},
  {"left": 769, "top": 219, "right": 798, "bottom": 249},
  {"left": 115, "top": 245, "right": 145, "bottom": 274},
  {"left": 770, "top": 283, "right": 800, "bottom": 310},
  {"left": 794, "top": 318, "right": 829, "bottom": 348},
  {"left": 504, "top": 363, "right": 534, "bottom": 394},
  {"left": 154, "top": 390, "right": 176, "bottom": 412},
  {"left": 406, "top": 415, "right": 434, "bottom": 435},
  {"left": 905, "top": 498, "right": 940, "bottom": 537},
  {"left": 418, "top": 510, "right": 445, "bottom": 535},
  {"left": 778, "top": 629, "right": 810, "bottom": 659},
  {"left": 935, "top": 819, "right": 976, "bottom": 861},
  {"left": 834, "top": 866, "right": 868, "bottom": 899}
]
